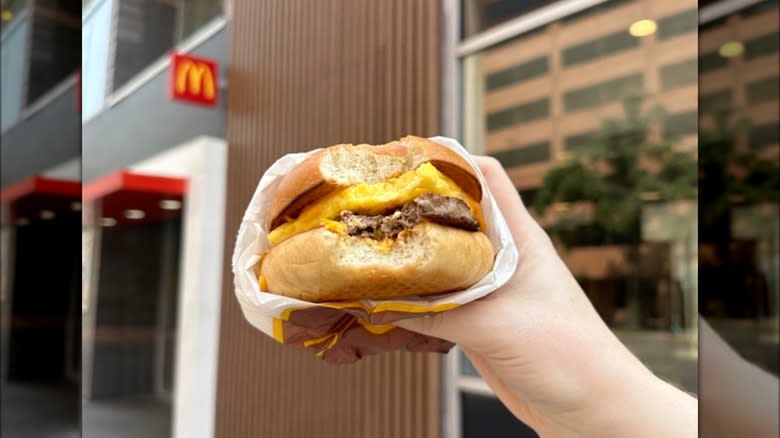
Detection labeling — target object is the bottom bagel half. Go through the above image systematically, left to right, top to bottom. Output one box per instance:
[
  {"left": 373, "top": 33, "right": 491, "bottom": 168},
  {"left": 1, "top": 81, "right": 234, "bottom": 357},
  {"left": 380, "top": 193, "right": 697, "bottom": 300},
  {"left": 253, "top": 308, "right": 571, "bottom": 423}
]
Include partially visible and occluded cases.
[{"left": 258, "top": 222, "right": 494, "bottom": 302}]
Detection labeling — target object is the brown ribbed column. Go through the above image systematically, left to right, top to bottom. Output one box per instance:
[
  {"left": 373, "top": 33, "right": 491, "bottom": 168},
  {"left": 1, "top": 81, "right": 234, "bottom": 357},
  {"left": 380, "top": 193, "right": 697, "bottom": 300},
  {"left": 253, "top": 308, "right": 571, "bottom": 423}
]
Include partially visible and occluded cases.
[{"left": 215, "top": 1, "right": 443, "bottom": 437}]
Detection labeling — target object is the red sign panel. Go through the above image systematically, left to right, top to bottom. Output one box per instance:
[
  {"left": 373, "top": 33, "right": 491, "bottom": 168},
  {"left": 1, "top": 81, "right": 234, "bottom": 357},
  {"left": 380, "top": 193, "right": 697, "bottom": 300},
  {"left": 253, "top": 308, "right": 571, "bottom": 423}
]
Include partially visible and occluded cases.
[{"left": 169, "top": 53, "right": 219, "bottom": 107}]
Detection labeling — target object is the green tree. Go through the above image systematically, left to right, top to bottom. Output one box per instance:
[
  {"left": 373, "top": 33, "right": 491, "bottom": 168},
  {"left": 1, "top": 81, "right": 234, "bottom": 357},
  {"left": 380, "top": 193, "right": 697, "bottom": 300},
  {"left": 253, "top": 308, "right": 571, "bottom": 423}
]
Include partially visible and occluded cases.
[
  {"left": 533, "top": 96, "right": 697, "bottom": 328},
  {"left": 534, "top": 96, "right": 697, "bottom": 245},
  {"left": 698, "top": 107, "right": 779, "bottom": 318},
  {"left": 699, "top": 109, "right": 779, "bottom": 244}
]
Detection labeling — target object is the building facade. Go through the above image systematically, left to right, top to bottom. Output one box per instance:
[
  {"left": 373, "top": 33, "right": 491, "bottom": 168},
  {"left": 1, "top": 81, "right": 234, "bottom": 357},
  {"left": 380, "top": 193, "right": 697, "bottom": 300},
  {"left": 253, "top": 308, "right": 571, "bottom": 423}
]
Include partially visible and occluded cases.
[
  {"left": 79, "top": 0, "right": 228, "bottom": 437},
  {"left": 453, "top": 0, "right": 701, "bottom": 435},
  {"left": 698, "top": 0, "right": 779, "bottom": 375},
  {"left": 1, "top": 1, "right": 81, "bottom": 436}
]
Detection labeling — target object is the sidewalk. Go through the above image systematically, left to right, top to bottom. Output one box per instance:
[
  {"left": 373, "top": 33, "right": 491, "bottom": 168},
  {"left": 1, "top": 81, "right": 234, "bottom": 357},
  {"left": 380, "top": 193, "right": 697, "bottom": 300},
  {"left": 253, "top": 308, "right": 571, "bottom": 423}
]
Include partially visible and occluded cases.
[
  {"left": 0, "top": 381, "right": 79, "bottom": 438},
  {"left": 1, "top": 381, "right": 171, "bottom": 438},
  {"left": 82, "top": 397, "right": 171, "bottom": 438}
]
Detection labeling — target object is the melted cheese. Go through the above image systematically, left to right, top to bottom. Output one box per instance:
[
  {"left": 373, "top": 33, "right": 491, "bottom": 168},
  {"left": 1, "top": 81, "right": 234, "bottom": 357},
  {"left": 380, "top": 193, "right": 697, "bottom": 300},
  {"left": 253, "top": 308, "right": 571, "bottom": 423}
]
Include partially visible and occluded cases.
[
  {"left": 268, "top": 162, "right": 483, "bottom": 245},
  {"left": 321, "top": 219, "right": 347, "bottom": 234},
  {"left": 322, "top": 220, "right": 393, "bottom": 252}
]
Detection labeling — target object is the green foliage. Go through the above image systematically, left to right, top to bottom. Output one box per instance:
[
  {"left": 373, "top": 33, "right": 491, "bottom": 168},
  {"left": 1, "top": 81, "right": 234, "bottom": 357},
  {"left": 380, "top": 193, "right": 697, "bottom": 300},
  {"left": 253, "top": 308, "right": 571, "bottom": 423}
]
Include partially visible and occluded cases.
[
  {"left": 534, "top": 96, "right": 697, "bottom": 247},
  {"left": 698, "top": 108, "right": 779, "bottom": 241}
]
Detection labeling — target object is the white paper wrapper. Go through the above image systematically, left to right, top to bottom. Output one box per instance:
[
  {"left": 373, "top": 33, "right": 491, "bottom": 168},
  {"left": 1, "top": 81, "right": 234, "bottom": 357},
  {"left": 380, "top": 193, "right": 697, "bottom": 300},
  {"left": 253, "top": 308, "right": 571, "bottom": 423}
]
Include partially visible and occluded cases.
[{"left": 232, "top": 136, "right": 518, "bottom": 359}]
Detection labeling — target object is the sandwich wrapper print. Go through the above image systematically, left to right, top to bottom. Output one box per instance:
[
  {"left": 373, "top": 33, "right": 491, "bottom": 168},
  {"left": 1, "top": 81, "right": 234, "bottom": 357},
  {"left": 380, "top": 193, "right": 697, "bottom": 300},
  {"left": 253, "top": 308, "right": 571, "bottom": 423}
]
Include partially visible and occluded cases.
[{"left": 232, "top": 136, "right": 519, "bottom": 364}]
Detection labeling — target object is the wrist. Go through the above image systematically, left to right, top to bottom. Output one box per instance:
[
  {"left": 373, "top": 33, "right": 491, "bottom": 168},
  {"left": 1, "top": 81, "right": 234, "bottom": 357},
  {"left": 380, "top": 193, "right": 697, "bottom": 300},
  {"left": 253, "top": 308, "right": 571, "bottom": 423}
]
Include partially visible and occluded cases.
[
  {"left": 546, "top": 328, "right": 696, "bottom": 438},
  {"left": 583, "top": 372, "right": 697, "bottom": 437}
]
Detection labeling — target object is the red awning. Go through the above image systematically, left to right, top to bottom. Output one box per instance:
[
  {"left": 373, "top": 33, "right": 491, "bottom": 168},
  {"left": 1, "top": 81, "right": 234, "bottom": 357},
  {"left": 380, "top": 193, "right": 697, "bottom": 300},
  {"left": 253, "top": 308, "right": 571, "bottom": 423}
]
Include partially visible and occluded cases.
[
  {"left": 83, "top": 171, "right": 188, "bottom": 226},
  {"left": 0, "top": 176, "right": 81, "bottom": 204},
  {"left": 1, "top": 176, "right": 81, "bottom": 225}
]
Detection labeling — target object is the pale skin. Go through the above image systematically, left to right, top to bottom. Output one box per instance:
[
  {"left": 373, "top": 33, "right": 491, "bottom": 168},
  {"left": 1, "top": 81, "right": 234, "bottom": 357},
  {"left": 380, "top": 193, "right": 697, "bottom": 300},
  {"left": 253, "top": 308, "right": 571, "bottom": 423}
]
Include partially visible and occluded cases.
[
  {"left": 396, "top": 156, "right": 697, "bottom": 437},
  {"left": 699, "top": 318, "right": 779, "bottom": 438}
]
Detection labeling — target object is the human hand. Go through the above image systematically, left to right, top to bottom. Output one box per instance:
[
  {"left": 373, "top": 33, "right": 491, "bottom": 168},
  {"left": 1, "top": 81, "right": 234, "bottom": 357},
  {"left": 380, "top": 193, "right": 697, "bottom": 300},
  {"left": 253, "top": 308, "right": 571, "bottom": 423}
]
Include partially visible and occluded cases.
[
  {"left": 396, "top": 156, "right": 696, "bottom": 437},
  {"left": 700, "top": 318, "right": 779, "bottom": 438}
]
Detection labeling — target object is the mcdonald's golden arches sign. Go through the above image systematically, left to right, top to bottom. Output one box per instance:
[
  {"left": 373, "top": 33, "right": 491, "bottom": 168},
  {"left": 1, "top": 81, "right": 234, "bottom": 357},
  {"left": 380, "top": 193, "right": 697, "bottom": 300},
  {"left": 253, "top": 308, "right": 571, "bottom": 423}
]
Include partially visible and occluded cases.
[{"left": 169, "top": 53, "right": 219, "bottom": 106}]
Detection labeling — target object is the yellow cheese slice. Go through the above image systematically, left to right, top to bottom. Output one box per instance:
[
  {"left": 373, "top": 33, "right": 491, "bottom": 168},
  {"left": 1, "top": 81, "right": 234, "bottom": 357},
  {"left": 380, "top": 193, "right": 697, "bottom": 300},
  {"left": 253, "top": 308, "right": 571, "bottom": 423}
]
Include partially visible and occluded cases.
[{"left": 268, "top": 162, "right": 483, "bottom": 245}]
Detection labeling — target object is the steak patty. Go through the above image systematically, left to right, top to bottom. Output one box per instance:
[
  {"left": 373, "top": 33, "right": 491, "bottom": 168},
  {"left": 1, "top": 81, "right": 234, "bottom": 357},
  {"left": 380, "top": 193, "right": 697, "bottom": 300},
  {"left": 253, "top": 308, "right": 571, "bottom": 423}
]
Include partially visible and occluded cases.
[{"left": 340, "top": 193, "right": 479, "bottom": 239}]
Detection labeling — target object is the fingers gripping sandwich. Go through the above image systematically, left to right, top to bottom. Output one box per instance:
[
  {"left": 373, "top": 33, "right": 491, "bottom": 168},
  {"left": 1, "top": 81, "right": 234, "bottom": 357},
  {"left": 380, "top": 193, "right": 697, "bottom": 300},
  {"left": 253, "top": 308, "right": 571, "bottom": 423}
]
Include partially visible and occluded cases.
[{"left": 257, "top": 136, "right": 494, "bottom": 302}]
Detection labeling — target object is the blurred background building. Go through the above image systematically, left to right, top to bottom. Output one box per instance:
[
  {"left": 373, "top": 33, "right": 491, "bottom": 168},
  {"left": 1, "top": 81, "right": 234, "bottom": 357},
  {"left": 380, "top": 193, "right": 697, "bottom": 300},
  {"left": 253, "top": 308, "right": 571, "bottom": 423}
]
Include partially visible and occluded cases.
[
  {"left": 1, "top": 0, "right": 81, "bottom": 436},
  {"left": 80, "top": 0, "right": 227, "bottom": 437},
  {"left": 456, "top": 0, "right": 700, "bottom": 435},
  {"left": 698, "top": 0, "right": 779, "bottom": 376}
]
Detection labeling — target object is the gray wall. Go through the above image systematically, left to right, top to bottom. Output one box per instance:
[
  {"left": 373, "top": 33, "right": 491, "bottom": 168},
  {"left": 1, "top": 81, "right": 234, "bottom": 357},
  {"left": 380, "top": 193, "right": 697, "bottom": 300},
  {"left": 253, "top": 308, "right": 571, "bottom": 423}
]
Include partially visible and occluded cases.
[
  {"left": 0, "top": 11, "right": 29, "bottom": 132},
  {"left": 2, "top": 20, "right": 227, "bottom": 188},
  {"left": 82, "top": 26, "right": 228, "bottom": 182},
  {"left": 0, "top": 81, "right": 81, "bottom": 187}
]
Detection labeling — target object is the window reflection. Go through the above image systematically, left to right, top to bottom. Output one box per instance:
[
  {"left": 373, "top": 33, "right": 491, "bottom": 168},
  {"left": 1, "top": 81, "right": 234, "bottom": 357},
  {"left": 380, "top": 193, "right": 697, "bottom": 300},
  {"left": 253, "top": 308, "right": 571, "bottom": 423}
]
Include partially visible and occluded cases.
[
  {"left": 0, "top": 0, "right": 26, "bottom": 31},
  {"left": 111, "top": 0, "right": 223, "bottom": 92},
  {"left": 461, "top": 0, "right": 699, "bottom": 395},
  {"left": 461, "top": 0, "right": 555, "bottom": 39},
  {"left": 699, "top": 0, "right": 779, "bottom": 377}
]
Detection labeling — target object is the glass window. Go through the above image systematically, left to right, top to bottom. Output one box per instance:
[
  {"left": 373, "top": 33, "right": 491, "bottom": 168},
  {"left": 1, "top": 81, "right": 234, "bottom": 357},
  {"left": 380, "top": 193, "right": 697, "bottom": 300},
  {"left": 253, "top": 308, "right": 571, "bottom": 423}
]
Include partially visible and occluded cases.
[
  {"left": 0, "top": 0, "right": 26, "bottom": 32},
  {"left": 81, "top": 0, "right": 113, "bottom": 120},
  {"left": 111, "top": 0, "right": 223, "bottom": 92},
  {"left": 112, "top": 0, "right": 178, "bottom": 92},
  {"left": 177, "top": 0, "right": 223, "bottom": 41},
  {"left": 458, "top": 0, "right": 700, "bottom": 410},
  {"left": 461, "top": 0, "right": 554, "bottom": 39},
  {"left": 483, "top": 0, "right": 548, "bottom": 23},
  {"left": 740, "top": 0, "right": 779, "bottom": 18},
  {"left": 25, "top": 1, "right": 80, "bottom": 105},
  {"left": 458, "top": 1, "right": 701, "bottom": 434},
  {"left": 699, "top": 1, "right": 779, "bottom": 380},
  {"left": 1, "top": 8, "right": 27, "bottom": 131},
  {"left": 657, "top": 9, "right": 697, "bottom": 41},
  {"left": 699, "top": 16, "right": 728, "bottom": 33},
  {"left": 562, "top": 29, "right": 639, "bottom": 67},
  {"left": 744, "top": 31, "right": 780, "bottom": 60},
  {"left": 698, "top": 51, "right": 728, "bottom": 74},
  {"left": 486, "top": 56, "right": 548, "bottom": 91},
  {"left": 660, "top": 58, "right": 697, "bottom": 90},
  {"left": 563, "top": 74, "right": 643, "bottom": 112},
  {"left": 745, "top": 76, "right": 779, "bottom": 105},
  {"left": 699, "top": 89, "right": 732, "bottom": 113},
  {"left": 486, "top": 98, "right": 549, "bottom": 131},
  {"left": 665, "top": 110, "right": 698, "bottom": 139},
  {"left": 750, "top": 122, "right": 780, "bottom": 149},
  {"left": 564, "top": 131, "right": 595, "bottom": 151},
  {"left": 490, "top": 141, "right": 551, "bottom": 167}
]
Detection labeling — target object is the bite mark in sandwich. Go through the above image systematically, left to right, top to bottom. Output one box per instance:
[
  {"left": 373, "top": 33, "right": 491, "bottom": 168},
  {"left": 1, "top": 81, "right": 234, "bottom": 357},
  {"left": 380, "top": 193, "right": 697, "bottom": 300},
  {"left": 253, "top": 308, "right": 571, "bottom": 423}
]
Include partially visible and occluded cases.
[
  {"left": 257, "top": 136, "right": 495, "bottom": 302},
  {"left": 340, "top": 193, "right": 479, "bottom": 240}
]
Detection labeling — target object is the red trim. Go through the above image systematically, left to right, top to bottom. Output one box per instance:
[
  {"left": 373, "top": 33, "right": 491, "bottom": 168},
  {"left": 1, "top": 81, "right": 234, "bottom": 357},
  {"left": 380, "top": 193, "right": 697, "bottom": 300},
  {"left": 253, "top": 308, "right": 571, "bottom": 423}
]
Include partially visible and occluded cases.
[
  {"left": 83, "top": 171, "right": 188, "bottom": 202},
  {"left": 0, "top": 177, "right": 81, "bottom": 204}
]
